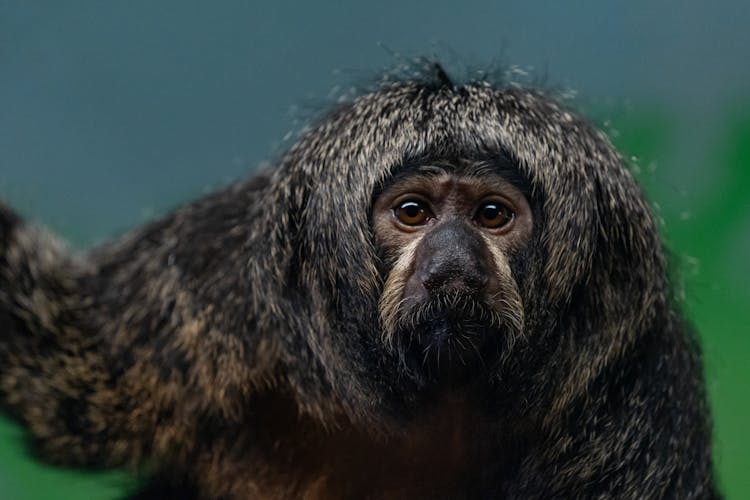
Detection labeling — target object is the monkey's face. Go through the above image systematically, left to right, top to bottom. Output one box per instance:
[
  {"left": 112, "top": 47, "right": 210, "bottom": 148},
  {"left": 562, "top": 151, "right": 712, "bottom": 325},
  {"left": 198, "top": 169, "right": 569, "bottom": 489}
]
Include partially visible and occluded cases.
[{"left": 372, "top": 164, "right": 533, "bottom": 385}]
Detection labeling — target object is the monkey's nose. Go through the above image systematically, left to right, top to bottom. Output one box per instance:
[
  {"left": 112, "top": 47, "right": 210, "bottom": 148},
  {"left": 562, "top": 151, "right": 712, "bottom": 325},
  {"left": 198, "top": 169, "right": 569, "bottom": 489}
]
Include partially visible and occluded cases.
[
  {"left": 416, "top": 220, "right": 489, "bottom": 295},
  {"left": 421, "top": 263, "right": 488, "bottom": 293}
]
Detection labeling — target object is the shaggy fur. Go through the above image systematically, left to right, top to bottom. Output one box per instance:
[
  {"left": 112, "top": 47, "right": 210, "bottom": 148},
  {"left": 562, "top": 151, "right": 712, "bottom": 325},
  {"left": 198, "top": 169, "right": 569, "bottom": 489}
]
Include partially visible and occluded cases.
[{"left": 0, "top": 68, "right": 718, "bottom": 498}]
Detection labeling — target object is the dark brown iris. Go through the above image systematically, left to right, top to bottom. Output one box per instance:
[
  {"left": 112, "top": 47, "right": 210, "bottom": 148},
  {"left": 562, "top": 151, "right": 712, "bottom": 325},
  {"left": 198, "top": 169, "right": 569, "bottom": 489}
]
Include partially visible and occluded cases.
[
  {"left": 394, "top": 201, "right": 431, "bottom": 226},
  {"left": 475, "top": 202, "right": 514, "bottom": 229}
]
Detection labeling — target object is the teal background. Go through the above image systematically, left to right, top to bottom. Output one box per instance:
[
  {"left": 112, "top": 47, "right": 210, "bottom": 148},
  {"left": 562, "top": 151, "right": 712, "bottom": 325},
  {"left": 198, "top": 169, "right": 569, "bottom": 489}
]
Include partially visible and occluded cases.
[{"left": 1, "top": 2, "right": 748, "bottom": 498}]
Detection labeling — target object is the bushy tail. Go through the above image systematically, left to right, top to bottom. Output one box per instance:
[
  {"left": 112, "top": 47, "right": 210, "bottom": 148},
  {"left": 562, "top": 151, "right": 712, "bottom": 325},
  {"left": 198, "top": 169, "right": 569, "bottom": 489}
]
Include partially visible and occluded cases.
[
  {"left": 0, "top": 193, "right": 279, "bottom": 476},
  {"left": 0, "top": 202, "right": 121, "bottom": 467}
]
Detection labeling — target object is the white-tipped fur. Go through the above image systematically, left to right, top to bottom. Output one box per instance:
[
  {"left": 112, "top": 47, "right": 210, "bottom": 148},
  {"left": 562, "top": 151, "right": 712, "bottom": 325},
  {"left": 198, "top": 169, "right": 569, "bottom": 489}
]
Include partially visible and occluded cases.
[
  {"left": 481, "top": 233, "right": 525, "bottom": 356},
  {"left": 379, "top": 237, "right": 422, "bottom": 346}
]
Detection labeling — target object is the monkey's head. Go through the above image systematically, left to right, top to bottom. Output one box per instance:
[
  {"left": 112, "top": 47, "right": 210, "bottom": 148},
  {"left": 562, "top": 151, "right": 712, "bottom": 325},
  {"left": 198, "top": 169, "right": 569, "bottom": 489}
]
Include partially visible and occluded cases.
[
  {"left": 262, "top": 67, "right": 664, "bottom": 427},
  {"left": 372, "top": 160, "right": 532, "bottom": 384}
]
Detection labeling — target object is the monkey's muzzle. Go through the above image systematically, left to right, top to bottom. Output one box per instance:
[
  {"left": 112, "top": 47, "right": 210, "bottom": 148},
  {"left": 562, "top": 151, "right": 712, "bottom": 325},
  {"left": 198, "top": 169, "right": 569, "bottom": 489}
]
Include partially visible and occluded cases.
[{"left": 401, "top": 292, "right": 503, "bottom": 384}]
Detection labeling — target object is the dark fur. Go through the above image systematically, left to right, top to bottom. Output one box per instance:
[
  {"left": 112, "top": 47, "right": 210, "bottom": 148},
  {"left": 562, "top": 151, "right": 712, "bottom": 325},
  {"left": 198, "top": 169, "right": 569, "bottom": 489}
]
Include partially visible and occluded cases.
[{"left": 0, "top": 69, "right": 718, "bottom": 498}]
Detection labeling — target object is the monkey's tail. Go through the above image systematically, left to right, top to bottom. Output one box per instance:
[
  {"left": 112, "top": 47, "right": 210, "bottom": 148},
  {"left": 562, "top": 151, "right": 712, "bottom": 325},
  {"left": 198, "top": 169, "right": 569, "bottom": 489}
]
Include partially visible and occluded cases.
[{"left": 0, "top": 202, "right": 120, "bottom": 467}]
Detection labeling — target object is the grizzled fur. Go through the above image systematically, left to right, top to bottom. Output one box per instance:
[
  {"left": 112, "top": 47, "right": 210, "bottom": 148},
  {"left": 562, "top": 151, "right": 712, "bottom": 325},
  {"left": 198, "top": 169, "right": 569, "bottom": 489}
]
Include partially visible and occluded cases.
[{"left": 0, "top": 69, "right": 717, "bottom": 498}]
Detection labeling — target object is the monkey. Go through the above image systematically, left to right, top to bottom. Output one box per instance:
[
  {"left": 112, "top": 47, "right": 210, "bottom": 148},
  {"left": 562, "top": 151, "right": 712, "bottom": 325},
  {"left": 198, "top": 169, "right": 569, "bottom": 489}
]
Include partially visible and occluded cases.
[{"left": 0, "top": 64, "right": 718, "bottom": 499}]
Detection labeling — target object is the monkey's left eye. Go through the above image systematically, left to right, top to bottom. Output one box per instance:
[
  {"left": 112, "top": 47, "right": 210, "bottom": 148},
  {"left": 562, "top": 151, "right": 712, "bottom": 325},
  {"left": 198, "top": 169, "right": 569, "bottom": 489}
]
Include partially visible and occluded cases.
[
  {"left": 394, "top": 201, "right": 432, "bottom": 226},
  {"left": 475, "top": 202, "right": 514, "bottom": 229}
]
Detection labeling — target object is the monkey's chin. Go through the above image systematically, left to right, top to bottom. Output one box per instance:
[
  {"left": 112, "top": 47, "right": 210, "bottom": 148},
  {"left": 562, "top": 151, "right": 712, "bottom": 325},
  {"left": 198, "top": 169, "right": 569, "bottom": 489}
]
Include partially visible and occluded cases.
[{"left": 400, "top": 302, "right": 502, "bottom": 387}]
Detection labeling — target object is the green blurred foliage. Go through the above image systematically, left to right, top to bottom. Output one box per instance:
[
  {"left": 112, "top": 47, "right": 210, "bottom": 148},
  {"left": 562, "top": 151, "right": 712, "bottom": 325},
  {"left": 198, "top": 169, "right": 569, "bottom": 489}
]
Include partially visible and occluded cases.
[
  {"left": 613, "top": 107, "right": 750, "bottom": 499},
  {"left": 0, "top": 418, "right": 128, "bottom": 499}
]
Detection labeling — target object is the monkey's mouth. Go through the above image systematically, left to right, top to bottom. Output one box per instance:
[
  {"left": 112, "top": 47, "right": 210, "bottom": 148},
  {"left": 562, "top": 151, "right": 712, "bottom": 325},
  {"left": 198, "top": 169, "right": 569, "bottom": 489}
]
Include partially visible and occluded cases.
[{"left": 397, "top": 294, "right": 505, "bottom": 384}]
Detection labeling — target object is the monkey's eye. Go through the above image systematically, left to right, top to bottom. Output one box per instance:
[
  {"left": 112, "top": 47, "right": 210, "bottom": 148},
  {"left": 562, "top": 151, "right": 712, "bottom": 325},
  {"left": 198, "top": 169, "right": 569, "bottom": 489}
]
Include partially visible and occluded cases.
[
  {"left": 394, "top": 201, "right": 432, "bottom": 226},
  {"left": 475, "top": 202, "right": 514, "bottom": 229}
]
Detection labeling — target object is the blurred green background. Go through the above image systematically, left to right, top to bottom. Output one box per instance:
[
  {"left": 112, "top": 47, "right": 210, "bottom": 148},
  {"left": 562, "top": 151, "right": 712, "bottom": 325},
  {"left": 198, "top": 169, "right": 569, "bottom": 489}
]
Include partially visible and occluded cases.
[{"left": 1, "top": 2, "right": 748, "bottom": 498}]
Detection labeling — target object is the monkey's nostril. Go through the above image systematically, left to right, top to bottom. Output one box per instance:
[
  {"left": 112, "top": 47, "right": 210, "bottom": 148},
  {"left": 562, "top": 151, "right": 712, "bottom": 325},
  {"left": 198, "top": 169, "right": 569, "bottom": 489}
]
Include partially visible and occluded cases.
[{"left": 422, "top": 268, "right": 488, "bottom": 294}]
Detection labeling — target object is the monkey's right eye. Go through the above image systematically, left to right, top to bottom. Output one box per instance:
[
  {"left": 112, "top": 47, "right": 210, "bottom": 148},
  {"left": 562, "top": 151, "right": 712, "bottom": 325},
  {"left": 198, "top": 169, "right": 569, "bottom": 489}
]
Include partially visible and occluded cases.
[{"left": 394, "top": 201, "right": 432, "bottom": 226}]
